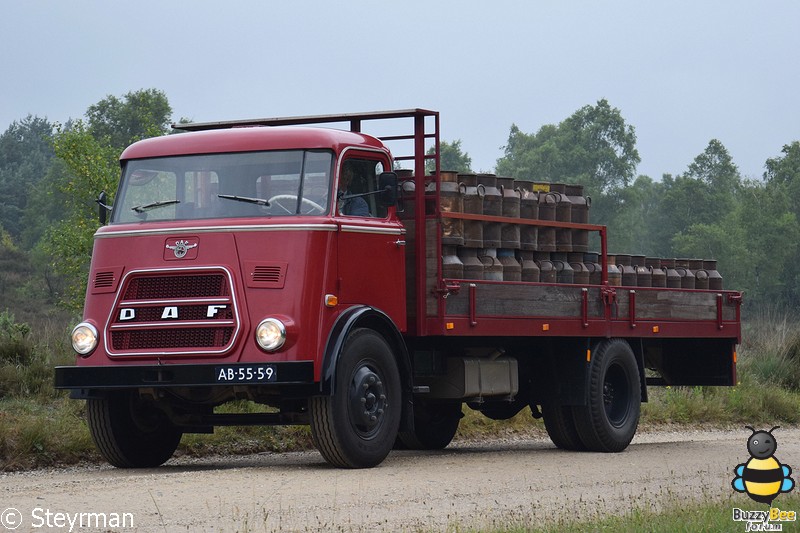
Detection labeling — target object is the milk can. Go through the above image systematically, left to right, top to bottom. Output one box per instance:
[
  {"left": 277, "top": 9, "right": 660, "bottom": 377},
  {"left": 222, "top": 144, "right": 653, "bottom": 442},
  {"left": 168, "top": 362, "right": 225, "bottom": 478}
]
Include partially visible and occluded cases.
[
  {"left": 397, "top": 169, "right": 415, "bottom": 220},
  {"left": 439, "top": 171, "right": 464, "bottom": 246},
  {"left": 459, "top": 173, "right": 484, "bottom": 248},
  {"left": 477, "top": 174, "right": 502, "bottom": 248},
  {"left": 497, "top": 176, "right": 521, "bottom": 249},
  {"left": 515, "top": 180, "right": 539, "bottom": 251},
  {"left": 550, "top": 183, "right": 572, "bottom": 252},
  {"left": 566, "top": 184, "right": 590, "bottom": 253},
  {"left": 537, "top": 191, "right": 558, "bottom": 252},
  {"left": 442, "top": 245, "right": 464, "bottom": 279},
  {"left": 458, "top": 247, "right": 484, "bottom": 280},
  {"left": 479, "top": 248, "right": 503, "bottom": 281},
  {"left": 497, "top": 248, "right": 522, "bottom": 281},
  {"left": 519, "top": 250, "right": 540, "bottom": 282},
  {"left": 535, "top": 252, "right": 556, "bottom": 283},
  {"left": 552, "top": 252, "right": 574, "bottom": 284},
  {"left": 569, "top": 252, "right": 590, "bottom": 284},
  {"left": 584, "top": 252, "right": 603, "bottom": 285},
  {"left": 607, "top": 254, "right": 622, "bottom": 287},
  {"left": 616, "top": 254, "right": 637, "bottom": 286},
  {"left": 632, "top": 254, "right": 652, "bottom": 287},
  {"left": 646, "top": 257, "right": 666, "bottom": 288},
  {"left": 662, "top": 258, "right": 681, "bottom": 288},
  {"left": 675, "top": 259, "right": 696, "bottom": 289},
  {"left": 690, "top": 259, "right": 709, "bottom": 290},
  {"left": 703, "top": 260, "right": 723, "bottom": 290}
]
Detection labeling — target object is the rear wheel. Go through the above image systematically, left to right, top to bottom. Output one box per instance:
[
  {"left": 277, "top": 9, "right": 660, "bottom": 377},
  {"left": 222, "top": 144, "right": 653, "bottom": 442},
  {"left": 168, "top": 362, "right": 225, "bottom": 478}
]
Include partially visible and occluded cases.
[
  {"left": 310, "top": 328, "right": 401, "bottom": 468},
  {"left": 572, "top": 339, "right": 641, "bottom": 452},
  {"left": 87, "top": 391, "right": 182, "bottom": 468},
  {"left": 398, "top": 401, "right": 462, "bottom": 450},
  {"left": 541, "top": 402, "right": 586, "bottom": 451}
]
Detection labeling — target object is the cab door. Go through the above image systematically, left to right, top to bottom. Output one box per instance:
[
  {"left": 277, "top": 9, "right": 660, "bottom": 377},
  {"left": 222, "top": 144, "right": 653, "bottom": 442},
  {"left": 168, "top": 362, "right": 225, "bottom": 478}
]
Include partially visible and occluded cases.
[{"left": 336, "top": 154, "right": 406, "bottom": 331}]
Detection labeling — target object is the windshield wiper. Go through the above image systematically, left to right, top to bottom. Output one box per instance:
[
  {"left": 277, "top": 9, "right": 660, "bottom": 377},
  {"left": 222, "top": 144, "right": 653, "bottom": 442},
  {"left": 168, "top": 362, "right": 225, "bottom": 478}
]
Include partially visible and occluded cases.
[
  {"left": 217, "top": 194, "right": 270, "bottom": 206},
  {"left": 131, "top": 200, "right": 180, "bottom": 213}
]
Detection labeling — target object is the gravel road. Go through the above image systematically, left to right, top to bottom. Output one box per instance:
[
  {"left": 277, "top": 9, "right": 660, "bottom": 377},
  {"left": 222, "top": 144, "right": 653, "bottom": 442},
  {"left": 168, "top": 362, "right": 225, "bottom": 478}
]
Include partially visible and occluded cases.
[{"left": 3, "top": 427, "right": 799, "bottom": 532}]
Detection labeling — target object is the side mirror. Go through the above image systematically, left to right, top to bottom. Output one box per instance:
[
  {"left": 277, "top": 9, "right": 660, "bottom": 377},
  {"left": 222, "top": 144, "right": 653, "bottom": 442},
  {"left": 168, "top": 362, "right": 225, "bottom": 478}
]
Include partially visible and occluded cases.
[
  {"left": 378, "top": 172, "right": 398, "bottom": 207},
  {"left": 96, "top": 191, "right": 113, "bottom": 225}
]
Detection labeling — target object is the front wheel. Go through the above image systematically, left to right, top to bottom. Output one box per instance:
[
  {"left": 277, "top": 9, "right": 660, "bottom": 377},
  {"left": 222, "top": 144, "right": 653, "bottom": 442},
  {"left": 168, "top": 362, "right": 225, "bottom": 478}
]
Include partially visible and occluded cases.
[
  {"left": 310, "top": 328, "right": 401, "bottom": 468},
  {"left": 572, "top": 339, "right": 641, "bottom": 452},
  {"left": 87, "top": 391, "right": 182, "bottom": 468},
  {"left": 398, "top": 401, "right": 462, "bottom": 450}
]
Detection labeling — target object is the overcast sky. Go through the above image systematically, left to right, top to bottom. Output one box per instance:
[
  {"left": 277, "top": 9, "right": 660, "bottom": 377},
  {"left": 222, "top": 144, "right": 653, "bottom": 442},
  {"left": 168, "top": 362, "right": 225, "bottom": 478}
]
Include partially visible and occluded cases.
[{"left": 3, "top": 1, "right": 798, "bottom": 180}]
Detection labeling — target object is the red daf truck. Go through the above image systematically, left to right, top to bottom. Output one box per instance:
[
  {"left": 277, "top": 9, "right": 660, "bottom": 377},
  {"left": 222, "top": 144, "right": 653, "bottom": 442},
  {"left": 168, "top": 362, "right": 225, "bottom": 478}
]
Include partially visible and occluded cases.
[{"left": 55, "top": 109, "right": 742, "bottom": 469}]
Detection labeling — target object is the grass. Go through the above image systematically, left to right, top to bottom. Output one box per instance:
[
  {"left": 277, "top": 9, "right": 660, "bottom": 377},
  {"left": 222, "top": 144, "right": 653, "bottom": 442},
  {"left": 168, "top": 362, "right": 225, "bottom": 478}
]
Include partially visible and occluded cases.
[{"left": 4, "top": 308, "right": 800, "bottom": 471}]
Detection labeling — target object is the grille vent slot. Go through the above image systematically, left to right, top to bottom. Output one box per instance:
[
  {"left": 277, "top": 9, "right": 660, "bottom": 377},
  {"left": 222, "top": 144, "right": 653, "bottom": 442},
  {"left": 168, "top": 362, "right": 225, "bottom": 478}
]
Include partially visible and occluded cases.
[
  {"left": 246, "top": 261, "right": 287, "bottom": 288},
  {"left": 95, "top": 271, "right": 115, "bottom": 288}
]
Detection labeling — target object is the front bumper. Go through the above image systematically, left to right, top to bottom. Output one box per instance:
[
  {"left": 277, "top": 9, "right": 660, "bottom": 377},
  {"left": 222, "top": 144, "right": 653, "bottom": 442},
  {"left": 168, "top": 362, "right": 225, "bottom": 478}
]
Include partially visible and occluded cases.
[{"left": 54, "top": 361, "right": 315, "bottom": 390}]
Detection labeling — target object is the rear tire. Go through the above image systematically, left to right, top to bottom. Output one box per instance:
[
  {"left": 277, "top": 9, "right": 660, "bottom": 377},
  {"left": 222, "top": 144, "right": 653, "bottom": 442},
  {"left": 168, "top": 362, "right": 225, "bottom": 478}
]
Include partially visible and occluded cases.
[
  {"left": 310, "top": 328, "right": 401, "bottom": 468},
  {"left": 572, "top": 339, "right": 641, "bottom": 452},
  {"left": 87, "top": 391, "right": 182, "bottom": 468},
  {"left": 398, "top": 401, "right": 461, "bottom": 450},
  {"left": 541, "top": 402, "right": 586, "bottom": 451}
]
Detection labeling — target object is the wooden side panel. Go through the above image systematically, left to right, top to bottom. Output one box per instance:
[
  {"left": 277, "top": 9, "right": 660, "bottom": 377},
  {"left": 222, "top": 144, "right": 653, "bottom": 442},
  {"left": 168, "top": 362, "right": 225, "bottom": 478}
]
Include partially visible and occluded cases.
[
  {"left": 446, "top": 284, "right": 604, "bottom": 318},
  {"left": 615, "top": 289, "right": 736, "bottom": 321}
]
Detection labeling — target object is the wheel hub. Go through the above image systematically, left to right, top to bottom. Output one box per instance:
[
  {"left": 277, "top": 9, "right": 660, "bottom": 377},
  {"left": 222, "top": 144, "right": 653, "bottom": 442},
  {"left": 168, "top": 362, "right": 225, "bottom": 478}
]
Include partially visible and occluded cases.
[{"left": 350, "top": 365, "right": 388, "bottom": 437}]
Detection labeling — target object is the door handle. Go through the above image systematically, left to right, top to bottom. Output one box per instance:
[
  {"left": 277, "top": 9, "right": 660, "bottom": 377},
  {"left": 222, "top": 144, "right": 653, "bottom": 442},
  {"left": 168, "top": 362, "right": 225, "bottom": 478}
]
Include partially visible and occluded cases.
[{"left": 394, "top": 240, "right": 406, "bottom": 247}]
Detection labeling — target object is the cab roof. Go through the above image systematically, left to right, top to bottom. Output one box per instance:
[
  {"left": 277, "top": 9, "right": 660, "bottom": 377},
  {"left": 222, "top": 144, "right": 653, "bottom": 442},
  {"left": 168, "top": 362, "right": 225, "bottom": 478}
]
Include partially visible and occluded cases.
[{"left": 119, "top": 126, "right": 388, "bottom": 161}]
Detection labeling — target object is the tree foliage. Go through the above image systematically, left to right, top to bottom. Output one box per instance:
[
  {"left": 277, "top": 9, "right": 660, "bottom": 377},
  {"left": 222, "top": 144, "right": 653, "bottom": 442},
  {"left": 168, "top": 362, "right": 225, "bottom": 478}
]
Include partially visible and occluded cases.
[
  {"left": 86, "top": 88, "right": 172, "bottom": 150},
  {"left": 426, "top": 139, "right": 473, "bottom": 173}
]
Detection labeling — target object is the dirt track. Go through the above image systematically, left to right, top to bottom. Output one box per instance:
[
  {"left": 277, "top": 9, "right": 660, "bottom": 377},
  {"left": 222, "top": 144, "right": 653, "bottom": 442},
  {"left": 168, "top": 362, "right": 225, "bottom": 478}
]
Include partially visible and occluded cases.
[{"left": 3, "top": 427, "right": 800, "bottom": 532}]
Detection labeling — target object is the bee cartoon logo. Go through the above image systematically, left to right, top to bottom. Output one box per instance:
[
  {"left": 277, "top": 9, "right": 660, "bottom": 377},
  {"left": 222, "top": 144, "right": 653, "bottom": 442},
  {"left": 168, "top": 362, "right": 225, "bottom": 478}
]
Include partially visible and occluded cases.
[{"left": 732, "top": 426, "right": 794, "bottom": 504}]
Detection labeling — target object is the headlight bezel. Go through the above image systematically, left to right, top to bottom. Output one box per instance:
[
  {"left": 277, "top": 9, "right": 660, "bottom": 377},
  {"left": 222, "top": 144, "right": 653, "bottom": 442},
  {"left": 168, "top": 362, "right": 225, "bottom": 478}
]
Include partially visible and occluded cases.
[
  {"left": 255, "top": 317, "right": 287, "bottom": 352},
  {"left": 71, "top": 322, "right": 99, "bottom": 356}
]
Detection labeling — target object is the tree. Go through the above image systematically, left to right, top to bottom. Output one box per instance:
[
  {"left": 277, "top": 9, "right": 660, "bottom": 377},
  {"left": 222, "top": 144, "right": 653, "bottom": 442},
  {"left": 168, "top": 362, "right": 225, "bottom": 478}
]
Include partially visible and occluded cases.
[
  {"left": 86, "top": 88, "right": 172, "bottom": 150},
  {"left": 496, "top": 99, "right": 640, "bottom": 194},
  {"left": 0, "top": 116, "right": 55, "bottom": 242},
  {"left": 426, "top": 139, "right": 472, "bottom": 173}
]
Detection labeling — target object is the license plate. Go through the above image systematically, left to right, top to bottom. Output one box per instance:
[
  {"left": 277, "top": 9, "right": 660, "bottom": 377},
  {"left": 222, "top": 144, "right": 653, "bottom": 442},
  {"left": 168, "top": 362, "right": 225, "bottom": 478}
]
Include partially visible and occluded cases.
[{"left": 215, "top": 365, "right": 277, "bottom": 383}]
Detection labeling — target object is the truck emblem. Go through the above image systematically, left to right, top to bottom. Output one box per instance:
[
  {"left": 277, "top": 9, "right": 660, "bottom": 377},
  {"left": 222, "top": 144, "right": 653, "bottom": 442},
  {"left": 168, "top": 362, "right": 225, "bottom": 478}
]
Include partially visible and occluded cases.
[{"left": 166, "top": 239, "right": 198, "bottom": 259}]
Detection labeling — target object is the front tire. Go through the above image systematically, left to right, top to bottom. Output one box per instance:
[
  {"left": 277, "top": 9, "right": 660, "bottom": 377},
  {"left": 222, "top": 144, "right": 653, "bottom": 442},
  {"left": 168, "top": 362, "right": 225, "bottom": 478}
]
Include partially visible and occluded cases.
[
  {"left": 310, "top": 328, "right": 401, "bottom": 468},
  {"left": 572, "top": 338, "right": 641, "bottom": 452},
  {"left": 87, "top": 391, "right": 182, "bottom": 468},
  {"left": 398, "top": 401, "right": 462, "bottom": 450}
]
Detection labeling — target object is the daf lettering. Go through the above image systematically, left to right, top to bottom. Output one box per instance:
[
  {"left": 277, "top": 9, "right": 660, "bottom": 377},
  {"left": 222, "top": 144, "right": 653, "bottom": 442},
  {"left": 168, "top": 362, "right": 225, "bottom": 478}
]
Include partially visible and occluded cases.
[
  {"left": 207, "top": 305, "right": 227, "bottom": 318},
  {"left": 161, "top": 306, "right": 179, "bottom": 319},
  {"left": 119, "top": 308, "right": 136, "bottom": 321}
]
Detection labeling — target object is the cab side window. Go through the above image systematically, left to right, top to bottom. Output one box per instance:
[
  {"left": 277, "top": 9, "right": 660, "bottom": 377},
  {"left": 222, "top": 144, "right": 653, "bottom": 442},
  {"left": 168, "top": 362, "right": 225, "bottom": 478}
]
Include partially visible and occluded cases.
[{"left": 337, "top": 159, "right": 387, "bottom": 218}]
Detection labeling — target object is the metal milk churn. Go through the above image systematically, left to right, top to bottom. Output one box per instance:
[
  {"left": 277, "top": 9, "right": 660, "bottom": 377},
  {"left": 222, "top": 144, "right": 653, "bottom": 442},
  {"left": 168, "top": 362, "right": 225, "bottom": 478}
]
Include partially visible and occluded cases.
[
  {"left": 397, "top": 169, "right": 415, "bottom": 220},
  {"left": 439, "top": 170, "right": 464, "bottom": 246},
  {"left": 459, "top": 173, "right": 484, "bottom": 248},
  {"left": 477, "top": 174, "right": 502, "bottom": 248},
  {"left": 497, "top": 176, "right": 521, "bottom": 249},
  {"left": 515, "top": 180, "right": 539, "bottom": 251},
  {"left": 550, "top": 183, "right": 573, "bottom": 252},
  {"left": 565, "top": 184, "right": 590, "bottom": 253},
  {"left": 536, "top": 188, "right": 558, "bottom": 252},
  {"left": 442, "top": 245, "right": 464, "bottom": 279},
  {"left": 458, "top": 247, "right": 484, "bottom": 280},
  {"left": 479, "top": 248, "right": 503, "bottom": 281},
  {"left": 497, "top": 249, "right": 521, "bottom": 281},
  {"left": 519, "top": 250, "right": 540, "bottom": 282},
  {"left": 535, "top": 252, "right": 556, "bottom": 283},
  {"left": 552, "top": 252, "right": 574, "bottom": 284},
  {"left": 569, "top": 252, "right": 590, "bottom": 284},
  {"left": 584, "top": 252, "right": 603, "bottom": 285},
  {"left": 607, "top": 254, "right": 622, "bottom": 287},
  {"left": 616, "top": 254, "right": 637, "bottom": 287},
  {"left": 632, "top": 254, "right": 652, "bottom": 287},
  {"left": 646, "top": 257, "right": 666, "bottom": 288},
  {"left": 662, "top": 258, "right": 681, "bottom": 288},
  {"left": 675, "top": 259, "right": 696, "bottom": 289},
  {"left": 689, "top": 259, "right": 709, "bottom": 290},
  {"left": 703, "top": 260, "right": 723, "bottom": 290}
]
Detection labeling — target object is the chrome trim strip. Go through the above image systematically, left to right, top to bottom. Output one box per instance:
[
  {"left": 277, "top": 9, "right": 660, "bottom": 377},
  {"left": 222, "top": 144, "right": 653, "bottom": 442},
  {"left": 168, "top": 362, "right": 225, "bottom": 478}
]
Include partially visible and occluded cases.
[
  {"left": 95, "top": 223, "right": 338, "bottom": 239},
  {"left": 340, "top": 225, "right": 405, "bottom": 235},
  {"left": 104, "top": 266, "right": 241, "bottom": 357},
  {"left": 118, "top": 297, "right": 231, "bottom": 306},
  {"left": 110, "top": 320, "right": 236, "bottom": 330}
]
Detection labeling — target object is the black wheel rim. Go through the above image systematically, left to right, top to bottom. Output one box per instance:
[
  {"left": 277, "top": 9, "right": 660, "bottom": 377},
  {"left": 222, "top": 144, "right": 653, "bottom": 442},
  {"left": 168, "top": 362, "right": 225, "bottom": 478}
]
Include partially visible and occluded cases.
[
  {"left": 348, "top": 361, "right": 388, "bottom": 439},
  {"left": 603, "top": 363, "right": 630, "bottom": 427}
]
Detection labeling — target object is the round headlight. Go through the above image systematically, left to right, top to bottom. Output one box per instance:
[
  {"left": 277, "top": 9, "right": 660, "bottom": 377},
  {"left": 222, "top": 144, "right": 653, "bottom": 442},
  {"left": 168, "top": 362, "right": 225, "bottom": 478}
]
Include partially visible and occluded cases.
[
  {"left": 255, "top": 318, "right": 286, "bottom": 352},
  {"left": 71, "top": 322, "right": 98, "bottom": 356}
]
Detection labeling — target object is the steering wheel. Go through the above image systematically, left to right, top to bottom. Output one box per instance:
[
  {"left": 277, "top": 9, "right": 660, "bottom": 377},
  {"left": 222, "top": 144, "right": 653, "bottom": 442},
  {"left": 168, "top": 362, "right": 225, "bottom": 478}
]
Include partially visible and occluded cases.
[{"left": 267, "top": 194, "right": 325, "bottom": 215}]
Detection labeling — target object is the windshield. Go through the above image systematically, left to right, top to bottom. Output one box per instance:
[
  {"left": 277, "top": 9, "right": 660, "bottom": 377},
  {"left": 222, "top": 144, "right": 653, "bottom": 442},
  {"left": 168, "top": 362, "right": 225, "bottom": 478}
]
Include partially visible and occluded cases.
[{"left": 112, "top": 150, "right": 333, "bottom": 223}]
